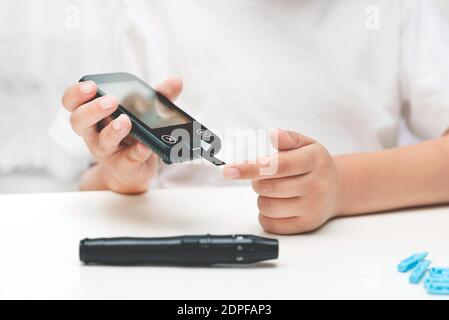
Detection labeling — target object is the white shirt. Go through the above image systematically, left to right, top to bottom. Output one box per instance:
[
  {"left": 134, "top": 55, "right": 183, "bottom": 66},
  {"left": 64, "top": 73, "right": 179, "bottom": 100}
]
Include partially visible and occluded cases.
[{"left": 3, "top": 0, "right": 449, "bottom": 187}]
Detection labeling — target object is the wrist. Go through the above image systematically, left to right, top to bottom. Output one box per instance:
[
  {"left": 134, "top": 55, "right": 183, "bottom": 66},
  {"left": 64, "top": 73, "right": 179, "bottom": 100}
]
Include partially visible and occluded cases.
[{"left": 332, "top": 155, "right": 349, "bottom": 217}]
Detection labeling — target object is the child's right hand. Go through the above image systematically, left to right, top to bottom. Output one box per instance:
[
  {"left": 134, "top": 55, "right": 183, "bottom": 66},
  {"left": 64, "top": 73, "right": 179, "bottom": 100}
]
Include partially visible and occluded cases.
[{"left": 61, "top": 77, "right": 183, "bottom": 194}]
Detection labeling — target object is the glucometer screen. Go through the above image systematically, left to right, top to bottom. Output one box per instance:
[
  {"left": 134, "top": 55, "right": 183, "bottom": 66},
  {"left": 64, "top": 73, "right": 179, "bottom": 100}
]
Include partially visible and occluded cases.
[{"left": 97, "top": 80, "right": 191, "bottom": 129}]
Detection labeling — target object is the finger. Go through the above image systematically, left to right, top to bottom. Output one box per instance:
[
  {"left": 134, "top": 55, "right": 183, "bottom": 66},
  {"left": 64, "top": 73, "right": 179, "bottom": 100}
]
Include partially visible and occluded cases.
[
  {"left": 155, "top": 76, "right": 183, "bottom": 101},
  {"left": 62, "top": 81, "right": 97, "bottom": 112},
  {"left": 70, "top": 95, "right": 118, "bottom": 141},
  {"left": 94, "top": 114, "right": 132, "bottom": 157},
  {"left": 271, "top": 128, "right": 315, "bottom": 151},
  {"left": 111, "top": 142, "right": 155, "bottom": 173},
  {"left": 223, "top": 145, "right": 316, "bottom": 180},
  {"left": 252, "top": 175, "right": 307, "bottom": 198},
  {"left": 257, "top": 196, "right": 303, "bottom": 219},
  {"left": 258, "top": 214, "right": 316, "bottom": 235}
]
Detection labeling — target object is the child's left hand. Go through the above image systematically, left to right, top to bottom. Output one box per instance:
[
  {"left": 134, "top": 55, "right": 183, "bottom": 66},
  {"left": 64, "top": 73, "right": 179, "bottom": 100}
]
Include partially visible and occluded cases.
[{"left": 223, "top": 129, "right": 341, "bottom": 234}]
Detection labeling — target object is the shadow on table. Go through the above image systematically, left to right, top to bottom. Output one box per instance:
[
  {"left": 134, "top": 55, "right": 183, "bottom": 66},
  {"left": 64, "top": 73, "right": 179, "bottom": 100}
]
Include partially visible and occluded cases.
[
  {"left": 93, "top": 191, "right": 261, "bottom": 234},
  {"left": 97, "top": 193, "right": 202, "bottom": 230},
  {"left": 81, "top": 261, "right": 277, "bottom": 269}
]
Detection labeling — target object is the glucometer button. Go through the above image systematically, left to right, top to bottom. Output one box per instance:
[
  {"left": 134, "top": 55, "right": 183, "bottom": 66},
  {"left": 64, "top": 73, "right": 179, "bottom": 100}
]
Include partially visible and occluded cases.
[
  {"left": 196, "top": 129, "right": 211, "bottom": 138},
  {"left": 162, "top": 135, "right": 177, "bottom": 144}
]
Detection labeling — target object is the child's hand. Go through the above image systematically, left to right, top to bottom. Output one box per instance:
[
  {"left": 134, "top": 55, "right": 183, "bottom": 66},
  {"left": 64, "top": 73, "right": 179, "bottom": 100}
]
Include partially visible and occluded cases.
[
  {"left": 61, "top": 77, "right": 183, "bottom": 194},
  {"left": 223, "top": 129, "right": 340, "bottom": 234}
]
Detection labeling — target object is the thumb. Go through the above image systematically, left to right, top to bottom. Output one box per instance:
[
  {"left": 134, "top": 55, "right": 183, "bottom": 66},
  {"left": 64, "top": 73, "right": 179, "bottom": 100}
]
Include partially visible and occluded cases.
[
  {"left": 155, "top": 76, "right": 183, "bottom": 101},
  {"left": 271, "top": 128, "right": 315, "bottom": 151}
]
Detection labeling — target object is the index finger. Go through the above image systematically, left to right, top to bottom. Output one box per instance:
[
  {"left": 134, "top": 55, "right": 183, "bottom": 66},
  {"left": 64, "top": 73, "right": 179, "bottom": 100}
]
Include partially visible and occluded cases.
[
  {"left": 61, "top": 81, "right": 97, "bottom": 112},
  {"left": 223, "top": 145, "right": 316, "bottom": 180}
]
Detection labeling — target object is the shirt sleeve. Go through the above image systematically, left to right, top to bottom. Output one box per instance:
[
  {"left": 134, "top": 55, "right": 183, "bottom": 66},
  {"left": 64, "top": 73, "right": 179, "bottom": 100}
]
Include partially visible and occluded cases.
[{"left": 400, "top": 0, "right": 449, "bottom": 139}]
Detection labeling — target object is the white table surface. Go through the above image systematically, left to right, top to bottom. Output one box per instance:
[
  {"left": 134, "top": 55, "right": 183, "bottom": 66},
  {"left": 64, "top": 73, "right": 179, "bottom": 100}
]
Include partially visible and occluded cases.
[{"left": 0, "top": 186, "right": 448, "bottom": 300}]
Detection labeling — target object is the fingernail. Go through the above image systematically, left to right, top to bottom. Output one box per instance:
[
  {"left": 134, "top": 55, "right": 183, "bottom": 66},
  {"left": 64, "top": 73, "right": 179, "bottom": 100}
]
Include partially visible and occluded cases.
[
  {"left": 80, "top": 82, "right": 95, "bottom": 94},
  {"left": 100, "top": 96, "right": 114, "bottom": 110},
  {"left": 112, "top": 117, "right": 122, "bottom": 131},
  {"left": 287, "top": 130, "right": 300, "bottom": 144},
  {"left": 223, "top": 167, "right": 240, "bottom": 179}
]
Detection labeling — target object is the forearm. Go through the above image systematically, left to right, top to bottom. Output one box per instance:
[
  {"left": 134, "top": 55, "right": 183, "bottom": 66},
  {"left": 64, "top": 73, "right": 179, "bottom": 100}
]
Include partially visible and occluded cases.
[
  {"left": 334, "top": 135, "right": 449, "bottom": 216},
  {"left": 79, "top": 163, "right": 150, "bottom": 194}
]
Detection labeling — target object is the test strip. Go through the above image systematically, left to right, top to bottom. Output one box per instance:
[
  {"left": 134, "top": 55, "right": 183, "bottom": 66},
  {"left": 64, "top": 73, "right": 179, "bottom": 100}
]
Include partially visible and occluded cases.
[
  {"left": 207, "top": 156, "right": 226, "bottom": 166},
  {"left": 397, "top": 252, "right": 428, "bottom": 273},
  {"left": 409, "top": 260, "right": 431, "bottom": 284},
  {"left": 429, "top": 267, "right": 449, "bottom": 278},
  {"left": 425, "top": 276, "right": 449, "bottom": 288},
  {"left": 426, "top": 281, "right": 449, "bottom": 295}
]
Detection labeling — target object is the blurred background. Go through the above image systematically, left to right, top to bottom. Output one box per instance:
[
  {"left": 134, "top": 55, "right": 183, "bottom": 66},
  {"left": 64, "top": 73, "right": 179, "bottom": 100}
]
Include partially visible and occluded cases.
[
  {"left": 1, "top": 0, "right": 449, "bottom": 194},
  {"left": 437, "top": 0, "right": 449, "bottom": 14}
]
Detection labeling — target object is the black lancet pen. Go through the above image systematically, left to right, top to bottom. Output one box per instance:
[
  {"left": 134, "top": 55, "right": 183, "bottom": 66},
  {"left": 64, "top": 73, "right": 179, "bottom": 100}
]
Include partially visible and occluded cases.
[{"left": 80, "top": 235, "right": 278, "bottom": 265}]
